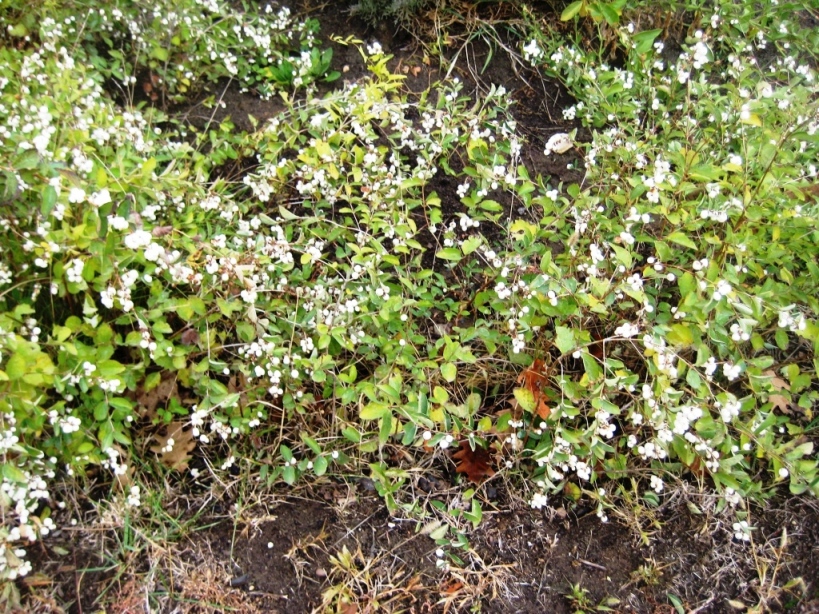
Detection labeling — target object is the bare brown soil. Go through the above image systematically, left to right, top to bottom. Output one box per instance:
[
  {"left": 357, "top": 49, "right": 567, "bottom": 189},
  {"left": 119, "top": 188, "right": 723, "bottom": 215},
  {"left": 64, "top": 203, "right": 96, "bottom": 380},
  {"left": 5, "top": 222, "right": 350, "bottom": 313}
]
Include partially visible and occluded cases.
[{"left": 26, "top": 481, "right": 819, "bottom": 613}]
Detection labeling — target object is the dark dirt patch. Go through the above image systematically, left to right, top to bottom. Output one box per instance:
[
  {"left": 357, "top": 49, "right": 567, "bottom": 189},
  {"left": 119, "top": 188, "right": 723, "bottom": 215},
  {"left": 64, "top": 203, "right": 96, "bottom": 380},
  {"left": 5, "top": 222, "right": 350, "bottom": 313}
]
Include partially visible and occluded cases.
[
  {"left": 171, "top": 79, "right": 288, "bottom": 134},
  {"left": 22, "top": 473, "right": 819, "bottom": 613},
  {"left": 34, "top": 490, "right": 817, "bottom": 613},
  {"left": 204, "top": 493, "right": 819, "bottom": 614}
]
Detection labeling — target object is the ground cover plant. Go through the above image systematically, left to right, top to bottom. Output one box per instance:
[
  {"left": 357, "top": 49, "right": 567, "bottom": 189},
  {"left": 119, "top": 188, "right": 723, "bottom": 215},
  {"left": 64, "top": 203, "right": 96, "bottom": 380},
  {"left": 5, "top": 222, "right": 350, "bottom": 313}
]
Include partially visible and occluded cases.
[{"left": 0, "top": 0, "right": 818, "bottom": 610}]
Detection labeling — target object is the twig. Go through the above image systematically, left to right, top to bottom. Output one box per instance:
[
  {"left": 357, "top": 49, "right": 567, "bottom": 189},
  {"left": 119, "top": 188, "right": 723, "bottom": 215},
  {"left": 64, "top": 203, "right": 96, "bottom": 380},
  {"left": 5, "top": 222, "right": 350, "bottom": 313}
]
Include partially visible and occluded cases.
[{"left": 577, "top": 558, "right": 607, "bottom": 572}]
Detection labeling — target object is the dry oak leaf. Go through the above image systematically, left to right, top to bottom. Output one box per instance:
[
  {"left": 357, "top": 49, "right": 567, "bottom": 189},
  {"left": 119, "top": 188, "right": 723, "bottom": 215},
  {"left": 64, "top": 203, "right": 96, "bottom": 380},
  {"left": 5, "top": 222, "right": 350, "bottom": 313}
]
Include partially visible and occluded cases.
[
  {"left": 763, "top": 369, "right": 795, "bottom": 415},
  {"left": 763, "top": 369, "right": 790, "bottom": 391},
  {"left": 134, "top": 372, "right": 178, "bottom": 419},
  {"left": 150, "top": 421, "right": 196, "bottom": 471},
  {"left": 452, "top": 440, "right": 495, "bottom": 484}
]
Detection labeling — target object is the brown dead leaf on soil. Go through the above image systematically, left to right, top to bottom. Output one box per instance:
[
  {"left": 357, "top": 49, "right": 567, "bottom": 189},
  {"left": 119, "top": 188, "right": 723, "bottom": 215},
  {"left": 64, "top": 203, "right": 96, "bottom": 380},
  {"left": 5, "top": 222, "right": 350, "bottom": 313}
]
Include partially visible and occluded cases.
[
  {"left": 142, "top": 73, "right": 161, "bottom": 102},
  {"left": 180, "top": 328, "right": 200, "bottom": 346},
  {"left": 134, "top": 372, "right": 178, "bottom": 419},
  {"left": 769, "top": 393, "right": 793, "bottom": 414},
  {"left": 149, "top": 421, "right": 196, "bottom": 471},
  {"left": 452, "top": 441, "right": 495, "bottom": 484}
]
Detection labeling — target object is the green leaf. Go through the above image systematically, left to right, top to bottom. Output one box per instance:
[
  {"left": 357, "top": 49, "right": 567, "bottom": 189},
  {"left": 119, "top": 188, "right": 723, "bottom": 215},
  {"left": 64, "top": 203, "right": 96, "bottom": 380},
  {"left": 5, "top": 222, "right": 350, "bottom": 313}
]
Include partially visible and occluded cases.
[
  {"left": 561, "top": 0, "right": 584, "bottom": 20},
  {"left": 594, "top": 1, "right": 620, "bottom": 24},
  {"left": 8, "top": 23, "right": 28, "bottom": 37},
  {"left": 633, "top": 28, "right": 663, "bottom": 55},
  {"left": 150, "top": 46, "right": 169, "bottom": 62},
  {"left": 740, "top": 113, "right": 762, "bottom": 127},
  {"left": 14, "top": 150, "right": 40, "bottom": 171},
  {"left": 689, "top": 165, "right": 722, "bottom": 181},
  {"left": 1, "top": 171, "right": 18, "bottom": 202},
  {"left": 42, "top": 184, "right": 57, "bottom": 216},
  {"left": 479, "top": 199, "right": 503, "bottom": 212},
  {"left": 278, "top": 206, "right": 300, "bottom": 220},
  {"left": 666, "top": 232, "right": 697, "bottom": 250},
  {"left": 461, "top": 236, "right": 482, "bottom": 255},
  {"left": 610, "top": 244, "right": 633, "bottom": 269},
  {"left": 436, "top": 247, "right": 462, "bottom": 261},
  {"left": 678, "top": 272, "right": 696, "bottom": 298},
  {"left": 188, "top": 296, "right": 206, "bottom": 316},
  {"left": 235, "top": 321, "right": 255, "bottom": 342},
  {"left": 667, "top": 324, "right": 694, "bottom": 347},
  {"left": 554, "top": 326, "right": 576, "bottom": 354},
  {"left": 582, "top": 353, "right": 603, "bottom": 381},
  {"left": 5, "top": 354, "right": 26, "bottom": 381},
  {"left": 98, "top": 359, "right": 125, "bottom": 378},
  {"left": 441, "top": 363, "right": 457, "bottom": 382},
  {"left": 145, "top": 371, "right": 162, "bottom": 391},
  {"left": 433, "top": 386, "right": 449, "bottom": 404},
  {"left": 514, "top": 388, "right": 536, "bottom": 413},
  {"left": 109, "top": 397, "right": 133, "bottom": 412},
  {"left": 592, "top": 398, "right": 620, "bottom": 414},
  {"left": 94, "top": 401, "right": 109, "bottom": 422},
  {"left": 360, "top": 402, "right": 389, "bottom": 420},
  {"left": 378, "top": 413, "right": 393, "bottom": 444},
  {"left": 99, "top": 422, "right": 114, "bottom": 451},
  {"left": 342, "top": 427, "right": 361, "bottom": 443},
  {"left": 300, "top": 433, "right": 322, "bottom": 455},
  {"left": 785, "top": 441, "right": 813, "bottom": 461},
  {"left": 313, "top": 455, "right": 328, "bottom": 476},
  {"left": 2, "top": 464, "right": 26, "bottom": 483},
  {"left": 465, "top": 499, "right": 483, "bottom": 529},
  {"left": 429, "top": 523, "right": 448, "bottom": 540},
  {"left": 667, "top": 593, "right": 685, "bottom": 614}
]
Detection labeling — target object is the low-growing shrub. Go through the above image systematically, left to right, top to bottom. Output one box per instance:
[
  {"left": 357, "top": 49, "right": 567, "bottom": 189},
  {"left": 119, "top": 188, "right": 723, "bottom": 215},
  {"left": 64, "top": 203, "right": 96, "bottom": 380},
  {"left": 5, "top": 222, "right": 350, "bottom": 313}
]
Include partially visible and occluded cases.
[
  {"left": 0, "top": 0, "right": 817, "bottom": 585},
  {"left": 519, "top": 0, "right": 819, "bottom": 512}
]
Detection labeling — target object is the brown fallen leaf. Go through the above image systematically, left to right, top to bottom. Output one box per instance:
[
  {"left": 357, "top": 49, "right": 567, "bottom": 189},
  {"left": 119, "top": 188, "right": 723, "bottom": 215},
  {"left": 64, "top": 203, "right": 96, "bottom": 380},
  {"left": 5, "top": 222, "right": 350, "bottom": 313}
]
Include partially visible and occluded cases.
[
  {"left": 151, "top": 225, "right": 173, "bottom": 237},
  {"left": 180, "top": 328, "right": 200, "bottom": 346},
  {"left": 517, "top": 358, "right": 547, "bottom": 397},
  {"left": 515, "top": 359, "right": 553, "bottom": 422},
  {"left": 763, "top": 369, "right": 790, "bottom": 391},
  {"left": 134, "top": 372, "right": 178, "bottom": 419},
  {"left": 768, "top": 393, "right": 794, "bottom": 414},
  {"left": 536, "top": 397, "right": 551, "bottom": 420},
  {"left": 150, "top": 421, "right": 196, "bottom": 471},
  {"left": 452, "top": 440, "right": 495, "bottom": 484}
]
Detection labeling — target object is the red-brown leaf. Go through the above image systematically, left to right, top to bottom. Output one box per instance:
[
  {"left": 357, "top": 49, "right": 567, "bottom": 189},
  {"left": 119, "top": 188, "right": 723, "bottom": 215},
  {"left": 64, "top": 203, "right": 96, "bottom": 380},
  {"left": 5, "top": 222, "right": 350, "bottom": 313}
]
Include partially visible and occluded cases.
[
  {"left": 517, "top": 358, "right": 547, "bottom": 397},
  {"left": 452, "top": 441, "right": 495, "bottom": 484}
]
